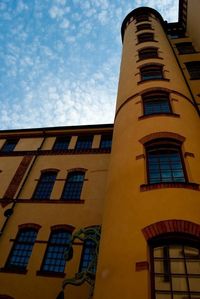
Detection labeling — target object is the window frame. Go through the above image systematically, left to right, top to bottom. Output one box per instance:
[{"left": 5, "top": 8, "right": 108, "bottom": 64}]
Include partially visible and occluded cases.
[
  {"left": 135, "top": 15, "right": 149, "bottom": 23},
  {"left": 136, "top": 23, "right": 152, "bottom": 32},
  {"left": 137, "top": 33, "right": 154, "bottom": 43},
  {"left": 176, "top": 42, "right": 196, "bottom": 54},
  {"left": 138, "top": 47, "right": 159, "bottom": 60},
  {"left": 185, "top": 61, "right": 200, "bottom": 80},
  {"left": 140, "top": 64, "right": 164, "bottom": 81},
  {"left": 142, "top": 91, "right": 172, "bottom": 116},
  {"left": 100, "top": 134, "right": 112, "bottom": 150},
  {"left": 75, "top": 135, "right": 93, "bottom": 151},
  {"left": 53, "top": 136, "right": 71, "bottom": 151},
  {"left": 1, "top": 139, "right": 18, "bottom": 152},
  {"left": 145, "top": 139, "right": 188, "bottom": 184},
  {"left": 32, "top": 170, "right": 58, "bottom": 200},
  {"left": 61, "top": 171, "right": 85, "bottom": 201},
  {"left": 5, "top": 227, "right": 38, "bottom": 272},
  {"left": 40, "top": 228, "right": 72, "bottom": 275},
  {"left": 149, "top": 233, "right": 200, "bottom": 299}
]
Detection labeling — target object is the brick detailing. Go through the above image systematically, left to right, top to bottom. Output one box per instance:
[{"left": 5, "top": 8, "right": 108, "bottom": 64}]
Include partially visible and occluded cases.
[
  {"left": 139, "top": 132, "right": 185, "bottom": 145},
  {"left": 3, "top": 156, "right": 33, "bottom": 201},
  {"left": 140, "top": 182, "right": 200, "bottom": 191},
  {"left": 142, "top": 220, "right": 200, "bottom": 241},
  {"left": 18, "top": 223, "right": 41, "bottom": 231},
  {"left": 51, "top": 224, "right": 75, "bottom": 232},
  {"left": 135, "top": 261, "right": 149, "bottom": 271}
]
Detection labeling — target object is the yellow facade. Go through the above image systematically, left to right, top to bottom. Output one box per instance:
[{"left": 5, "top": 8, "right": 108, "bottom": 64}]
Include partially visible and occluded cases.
[{"left": 0, "top": 1, "right": 199, "bottom": 299}]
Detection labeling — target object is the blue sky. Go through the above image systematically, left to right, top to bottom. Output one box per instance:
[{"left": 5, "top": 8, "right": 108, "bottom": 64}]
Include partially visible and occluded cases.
[{"left": 0, "top": 0, "right": 178, "bottom": 129}]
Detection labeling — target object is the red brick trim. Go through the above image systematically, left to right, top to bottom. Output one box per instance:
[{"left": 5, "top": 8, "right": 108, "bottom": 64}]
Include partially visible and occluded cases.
[
  {"left": 138, "top": 113, "right": 180, "bottom": 120},
  {"left": 139, "top": 132, "right": 185, "bottom": 144},
  {"left": 2, "top": 156, "right": 33, "bottom": 207},
  {"left": 40, "top": 168, "right": 60, "bottom": 173},
  {"left": 67, "top": 168, "right": 87, "bottom": 173},
  {"left": 140, "top": 182, "right": 199, "bottom": 191},
  {"left": 142, "top": 220, "right": 200, "bottom": 241},
  {"left": 18, "top": 223, "right": 42, "bottom": 231},
  {"left": 50, "top": 224, "right": 75, "bottom": 232},
  {"left": 135, "top": 261, "right": 149, "bottom": 271},
  {"left": 0, "top": 268, "right": 27, "bottom": 275},
  {"left": 36, "top": 270, "right": 65, "bottom": 278}
]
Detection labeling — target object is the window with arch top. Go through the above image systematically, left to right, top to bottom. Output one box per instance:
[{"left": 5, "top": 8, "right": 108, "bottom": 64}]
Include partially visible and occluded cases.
[
  {"left": 138, "top": 32, "right": 154, "bottom": 43},
  {"left": 138, "top": 47, "right": 159, "bottom": 60},
  {"left": 140, "top": 64, "right": 164, "bottom": 81},
  {"left": 142, "top": 91, "right": 171, "bottom": 115},
  {"left": 145, "top": 139, "right": 186, "bottom": 184},
  {"left": 33, "top": 171, "right": 57, "bottom": 200},
  {"left": 61, "top": 171, "right": 85, "bottom": 200},
  {"left": 150, "top": 233, "right": 200, "bottom": 299}
]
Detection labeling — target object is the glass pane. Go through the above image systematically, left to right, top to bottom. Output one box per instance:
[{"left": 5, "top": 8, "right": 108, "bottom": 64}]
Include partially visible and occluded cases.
[
  {"left": 184, "top": 247, "right": 199, "bottom": 257},
  {"left": 154, "top": 260, "right": 164, "bottom": 273},
  {"left": 171, "top": 260, "right": 185, "bottom": 274},
  {"left": 186, "top": 260, "right": 200, "bottom": 274},
  {"left": 155, "top": 276, "right": 171, "bottom": 291},
  {"left": 172, "top": 277, "right": 188, "bottom": 291},
  {"left": 189, "top": 277, "right": 200, "bottom": 292},
  {"left": 155, "top": 293, "right": 171, "bottom": 299},
  {"left": 173, "top": 294, "right": 189, "bottom": 299}
]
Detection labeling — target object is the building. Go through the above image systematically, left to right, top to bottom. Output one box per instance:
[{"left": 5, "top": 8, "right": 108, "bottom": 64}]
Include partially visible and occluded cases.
[{"left": 0, "top": 1, "right": 199, "bottom": 298}]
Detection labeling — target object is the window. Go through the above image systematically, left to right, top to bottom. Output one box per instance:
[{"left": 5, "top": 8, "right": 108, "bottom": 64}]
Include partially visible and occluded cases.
[
  {"left": 135, "top": 15, "right": 149, "bottom": 23},
  {"left": 137, "top": 23, "right": 152, "bottom": 31},
  {"left": 138, "top": 33, "right": 154, "bottom": 43},
  {"left": 176, "top": 42, "right": 195, "bottom": 54},
  {"left": 138, "top": 47, "right": 158, "bottom": 60},
  {"left": 185, "top": 61, "right": 200, "bottom": 80},
  {"left": 140, "top": 65, "right": 163, "bottom": 81},
  {"left": 142, "top": 92, "right": 171, "bottom": 115},
  {"left": 100, "top": 134, "right": 112, "bottom": 150},
  {"left": 75, "top": 135, "right": 93, "bottom": 150},
  {"left": 53, "top": 136, "right": 71, "bottom": 151},
  {"left": 1, "top": 139, "right": 18, "bottom": 152},
  {"left": 145, "top": 139, "right": 186, "bottom": 184},
  {"left": 33, "top": 171, "right": 57, "bottom": 200},
  {"left": 61, "top": 171, "right": 85, "bottom": 200},
  {"left": 5, "top": 228, "right": 37, "bottom": 270},
  {"left": 41, "top": 229, "right": 71, "bottom": 273},
  {"left": 150, "top": 234, "right": 200, "bottom": 299},
  {"left": 79, "top": 239, "right": 96, "bottom": 273}
]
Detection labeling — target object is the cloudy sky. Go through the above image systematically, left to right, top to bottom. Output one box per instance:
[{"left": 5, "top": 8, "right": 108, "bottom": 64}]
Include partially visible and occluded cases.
[{"left": 0, "top": 0, "right": 178, "bottom": 130}]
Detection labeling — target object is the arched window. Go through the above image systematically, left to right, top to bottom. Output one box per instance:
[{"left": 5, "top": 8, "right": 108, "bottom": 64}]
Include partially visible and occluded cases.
[
  {"left": 138, "top": 33, "right": 154, "bottom": 43},
  {"left": 138, "top": 47, "right": 158, "bottom": 60},
  {"left": 140, "top": 64, "right": 163, "bottom": 81},
  {"left": 142, "top": 91, "right": 171, "bottom": 115},
  {"left": 145, "top": 139, "right": 186, "bottom": 184},
  {"left": 33, "top": 171, "right": 57, "bottom": 200},
  {"left": 61, "top": 171, "right": 85, "bottom": 200},
  {"left": 5, "top": 228, "right": 38, "bottom": 271},
  {"left": 40, "top": 229, "right": 72, "bottom": 273},
  {"left": 149, "top": 234, "right": 200, "bottom": 299}
]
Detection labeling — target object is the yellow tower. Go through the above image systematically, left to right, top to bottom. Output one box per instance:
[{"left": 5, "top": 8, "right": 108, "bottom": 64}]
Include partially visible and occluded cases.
[{"left": 94, "top": 7, "right": 200, "bottom": 299}]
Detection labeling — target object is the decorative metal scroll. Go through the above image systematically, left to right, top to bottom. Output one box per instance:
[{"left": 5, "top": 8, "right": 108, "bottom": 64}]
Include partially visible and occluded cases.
[{"left": 56, "top": 225, "right": 101, "bottom": 299}]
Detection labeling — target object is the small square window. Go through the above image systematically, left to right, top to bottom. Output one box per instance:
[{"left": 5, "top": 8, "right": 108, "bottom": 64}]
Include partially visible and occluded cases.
[
  {"left": 137, "top": 23, "right": 152, "bottom": 31},
  {"left": 138, "top": 33, "right": 154, "bottom": 43},
  {"left": 176, "top": 42, "right": 195, "bottom": 54},
  {"left": 138, "top": 47, "right": 158, "bottom": 60},
  {"left": 185, "top": 61, "right": 200, "bottom": 80},
  {"left": 140, "top": 65, "right": 163, "bottom": 81},
  {"left": 100, "top": 134, "right": 112, "bottom": 150},
  {"left": 75, "top": 135, "right": 93, "bottom": 150},
  {"left": 53, "top": 137, "right": 71, "bottom": 151},
  {"left": 1, "top": 139, "right": 18, "bottom": 152}
]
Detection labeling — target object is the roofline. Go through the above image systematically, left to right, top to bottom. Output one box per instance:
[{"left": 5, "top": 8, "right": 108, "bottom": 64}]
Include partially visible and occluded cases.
[
  {"left": 121, "top": 7, "right": 166, "bottom": 42},
  {"left": 0, "top": 123, "right": 114, "bottom": 134}
]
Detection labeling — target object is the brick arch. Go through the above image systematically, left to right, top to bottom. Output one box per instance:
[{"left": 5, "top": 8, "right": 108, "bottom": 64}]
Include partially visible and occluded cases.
[
  {"left": 139, "top": 132, "right": 185, "bottom": 145},
  {"left": 40, "top": 168, "right": 60, "bottom": 173},
  {"left": 67, "top": 168, "right": 87, "bottom": 173},
  {"left": 142, "top": 220, "right": 200, "bottom": 241},
  {"left": 18, "top": 223, "right": 42, "bottom": 231},
  {"left": 50, "top": 224, "right": 75, "bottom": 232}
]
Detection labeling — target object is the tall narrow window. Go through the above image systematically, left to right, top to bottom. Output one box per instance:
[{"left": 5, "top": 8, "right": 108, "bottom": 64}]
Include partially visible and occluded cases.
[
  {"left": 138, "top": 33, "right": 154, "bottom": 43},
  {"left": 176, "top": 42, "right": 195, "bottom": 54},
  {"left": 138, "top": 47, "right": 158, "bottom": 60},
  {"left": 185, "top": 61, "right": 200, "bottom": 79},
  {"left": 140, "top": 65, "right": 163, "bottom": 81},
  {"left": 142, "top": 92, "right": 171, "bottom": 115},
  {"left": 100, "top": 134, "right": 112, "bottom": 150},
  {"left": 75, "top": 135, "right": 93, "bottom": 150},
  {"left": 53, "top": 136, "right": 71, "bottom": 151},
  {"left": 1, "top": 139, "right": 18, "bottom": 152},
  {"left": 145, "top": 139, "right": 186, "bottom": 184},
  {"left": 33, "top": 171, "right": 57, "bottom": 200},
  {"left": 61, "top": 171, "right": 85, "bottom": 200},
  {"left": 5, "top": 228, "right": 38, "bottom": 271},
  {"left": 41, "top": 229, "right": 71, "bottom": 273},
  {"left": 150, "top": 234, "right": 200, "bottom": 299},
  {"left": 79, "top": 239, "right": 96, "bottom": 273}
]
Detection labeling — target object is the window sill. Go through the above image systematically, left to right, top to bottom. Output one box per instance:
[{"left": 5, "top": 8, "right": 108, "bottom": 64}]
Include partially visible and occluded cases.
[
  {"left": 136, "top": 57, "right": 163, "bottom": 62},
  {"left": 138, "top": 78, "right": 170, "bottom": 84},
  {"left": 138, "top": 113, "right": 180, "bottom": 120},
  {"left": 140, "top": 182, "right": 200, "bottom": 192},
  {"left": 16, "top": 199, "right": 85, "bottom": 204},
  {"left": 0, "top": 267, "right": 27, "bottom": 274},
  {"left": 36, "top": 270, "right": 65, "bottom": 278}
]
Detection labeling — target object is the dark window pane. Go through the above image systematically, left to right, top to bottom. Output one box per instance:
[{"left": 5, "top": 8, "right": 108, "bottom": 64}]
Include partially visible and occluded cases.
[
  {"left": 136, "top": 15, "right": 149, "bottom": 22},
  {"left": 137, "top": 23, "right": 152, "bottom": 31},
  {"left": 138, "top": 33, "right": 154, "bottom": 43},
  {"left": 176, "top": 42, "right": 195, "bottom": 54},
  {"left": 139, "top": 48, "right": 158, "bottom": 60},
  {"left": 185, "top": 61, "right": 200, "bottom": 79},
  {"left": 141, "top": 65, "right": 163, "bottom": 81},
  {"left": 143, "top": 92, "right": 171, "bottom": 115},
  {"left": 100, "top": 135, "right": 112, "bottom": 150},
  {"left": 75, "top": 136, "right": 93, "bottom": 150},
  {"left": 53, "top": 137, "right": 71, "bottom": 151},
  {"left": 1, "top": 140, "right": 18, "bottom": 152},
  {"left": 62, "top": 171, "right": 85, "bottom": 200},
  {"left": 33, "top": 172, "right": 57, "bottom": 200},
  {"left": 6, "top": 229, "right": 37, "bottom": 270},
  {"left": 41, "top": 230, "right": 71, "bottom": 273}
]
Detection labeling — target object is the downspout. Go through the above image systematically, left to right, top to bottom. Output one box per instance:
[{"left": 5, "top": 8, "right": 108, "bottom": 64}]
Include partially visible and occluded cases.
[{"left": 0, "top": 130, "right": 47, "bottom": 237}]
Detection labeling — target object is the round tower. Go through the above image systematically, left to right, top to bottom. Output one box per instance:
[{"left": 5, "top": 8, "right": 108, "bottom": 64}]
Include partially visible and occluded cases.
[{"left": 94, "top": 7, "right": 200, "bottom": 299}]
